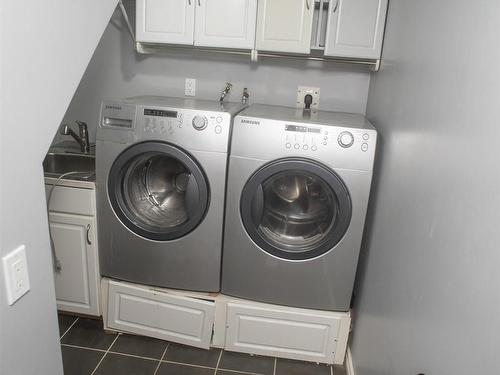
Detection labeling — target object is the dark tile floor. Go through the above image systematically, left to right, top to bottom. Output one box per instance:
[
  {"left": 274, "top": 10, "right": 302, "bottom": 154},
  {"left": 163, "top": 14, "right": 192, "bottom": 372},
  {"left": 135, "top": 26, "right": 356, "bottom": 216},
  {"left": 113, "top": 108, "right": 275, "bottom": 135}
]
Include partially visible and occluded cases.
[{"left": 58, "top": 313, "right": 347, "bottom": 375}]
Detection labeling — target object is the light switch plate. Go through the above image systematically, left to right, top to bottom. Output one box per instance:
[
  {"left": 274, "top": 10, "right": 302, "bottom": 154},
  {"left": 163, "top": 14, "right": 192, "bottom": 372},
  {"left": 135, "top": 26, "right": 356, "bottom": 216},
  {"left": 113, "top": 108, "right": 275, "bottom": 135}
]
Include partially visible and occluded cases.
[
  {"left": 185, "top": 78, "right": 196, "bottom": 97},
  {"left": 2, "top": 244, "right": 30, "bottom": 305}
]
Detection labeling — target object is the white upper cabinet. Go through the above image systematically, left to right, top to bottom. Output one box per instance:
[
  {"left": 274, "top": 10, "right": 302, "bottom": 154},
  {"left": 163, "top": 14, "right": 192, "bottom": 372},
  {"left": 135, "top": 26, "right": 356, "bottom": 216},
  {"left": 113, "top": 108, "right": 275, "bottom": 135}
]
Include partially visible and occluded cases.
[
  {"left": 136, "top": 0, "right": 195, "bottom": 45},
  {"left": 194, "top": 0, "right": 257, "bottom": 49},
  {"left": 256, "top": 0, "right": 315, "bottom": 54},
  {"left": 324, "top": 0, "right": 388, "bottom": 59}
]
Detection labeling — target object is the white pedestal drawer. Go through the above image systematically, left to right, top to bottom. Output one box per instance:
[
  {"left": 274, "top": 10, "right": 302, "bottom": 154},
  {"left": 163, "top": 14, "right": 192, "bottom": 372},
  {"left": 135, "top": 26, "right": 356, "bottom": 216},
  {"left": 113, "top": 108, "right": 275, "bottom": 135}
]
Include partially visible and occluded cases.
[
  {"left": 107, "top": 280, "right": 215, "bottom": 349},
  {"left": 224, "top": 301, "right": 348, "bottom": 364}
]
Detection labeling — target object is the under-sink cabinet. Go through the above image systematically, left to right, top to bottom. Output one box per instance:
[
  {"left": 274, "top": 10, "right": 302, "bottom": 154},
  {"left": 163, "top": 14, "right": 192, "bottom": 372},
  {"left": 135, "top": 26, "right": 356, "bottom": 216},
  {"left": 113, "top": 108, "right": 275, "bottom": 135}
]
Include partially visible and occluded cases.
[
  {"left": 136, "top": 0, "right": 258, "bottom": 49},
  {"left": 45, "top": 179, "right": 100, "bottom": 317}
]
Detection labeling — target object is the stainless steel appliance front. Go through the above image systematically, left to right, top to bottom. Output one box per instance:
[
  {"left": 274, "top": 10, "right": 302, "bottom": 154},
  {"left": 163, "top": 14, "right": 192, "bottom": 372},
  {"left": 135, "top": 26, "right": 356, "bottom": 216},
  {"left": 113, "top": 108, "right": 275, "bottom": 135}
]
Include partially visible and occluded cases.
[
  {"left": 96, "top": 96, "right": 245, "bottom": 292},
  {"left": 222, "top": 104, "right": 377, "bottom": 310}
]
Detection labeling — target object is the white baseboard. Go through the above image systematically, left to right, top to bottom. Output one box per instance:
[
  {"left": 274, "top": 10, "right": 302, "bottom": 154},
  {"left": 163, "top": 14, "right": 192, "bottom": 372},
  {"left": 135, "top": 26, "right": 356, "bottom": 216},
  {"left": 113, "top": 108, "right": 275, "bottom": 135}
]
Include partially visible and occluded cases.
[{"left": 345, "top": 346, "right": 355, "bottom": 375}]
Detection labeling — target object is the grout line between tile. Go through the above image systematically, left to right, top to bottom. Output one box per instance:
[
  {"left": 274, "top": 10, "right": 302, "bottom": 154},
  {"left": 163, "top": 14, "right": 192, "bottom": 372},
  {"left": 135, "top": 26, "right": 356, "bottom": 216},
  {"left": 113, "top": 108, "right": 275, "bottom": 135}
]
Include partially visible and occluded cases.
[
  {"left": 60, "top": 316, "right": 79, "bottom": 340},
  {"left": 90, "top": 334, "right": 120, "bottom": 375},
  {"left": 61, "top": 343, "right": 107, "bottom": 353},
  {"left": 153, "top": 343, "right": 169, "bottom": 375},
  {"left": 213, "top": 349, "right": 223, "bottom": 374},
  {"left": 107, "top": 350, "right": 162, "bottom": 362},
  {"left": 273, "top": 357, "right": 277, "bottom": 375},
  {"left": 160, "top": 359, "right": 216, "bottom": 370},
  {"left": 215, "top": 369, "right": 265, "bottom": 375}
]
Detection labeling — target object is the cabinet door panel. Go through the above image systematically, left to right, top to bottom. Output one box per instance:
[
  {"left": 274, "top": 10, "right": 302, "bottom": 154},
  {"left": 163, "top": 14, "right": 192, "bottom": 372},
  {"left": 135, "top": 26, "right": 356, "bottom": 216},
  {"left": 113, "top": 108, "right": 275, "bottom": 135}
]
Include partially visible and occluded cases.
[
  {"left": 136, "top": 0, "right": 195, "bottom": 44},
  {"left": 195, "top": 0, "right": 257, "bottom": 49},
  {"left": 256, "top": 0, "right": 314, "bottom": 53},
  {"left": 325, "top": 0, "right": 387, "bottom": 59},
  {"left": 50, "top": 213, "right": 100, "bottom": 316}
]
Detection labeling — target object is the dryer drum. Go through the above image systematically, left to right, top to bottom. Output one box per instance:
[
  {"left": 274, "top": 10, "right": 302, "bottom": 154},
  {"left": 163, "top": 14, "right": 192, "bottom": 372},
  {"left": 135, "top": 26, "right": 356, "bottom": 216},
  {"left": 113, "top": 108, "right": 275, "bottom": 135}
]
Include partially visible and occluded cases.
[{"left": 240, "top": 158, "right": 352, "bottom": 260}]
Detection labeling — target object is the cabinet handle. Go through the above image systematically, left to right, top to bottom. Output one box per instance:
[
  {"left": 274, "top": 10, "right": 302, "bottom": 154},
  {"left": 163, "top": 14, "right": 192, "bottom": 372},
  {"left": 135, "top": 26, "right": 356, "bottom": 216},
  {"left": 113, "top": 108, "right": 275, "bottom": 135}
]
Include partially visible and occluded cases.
[
  {"left": 188, "top": 0, "right": 191, "bottom": 5},
  {"left": 198, "top": 0, "right": 201, "bottom": 5},
  {"left": 306, "top": 0, "right": 310, "bottom": 10},
  {"left": 332, "top": 0, "right": 339, "bottom": 13},
  {"left": 86, "top": 224, "right": 92, "bottom": 245}
]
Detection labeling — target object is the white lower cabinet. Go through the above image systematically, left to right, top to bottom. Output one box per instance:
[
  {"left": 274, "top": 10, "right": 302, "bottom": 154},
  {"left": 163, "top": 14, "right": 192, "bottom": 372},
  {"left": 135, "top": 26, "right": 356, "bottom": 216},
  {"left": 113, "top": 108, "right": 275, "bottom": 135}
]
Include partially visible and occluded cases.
[
  {"left": 46, "top": 181, "right": 100, "bottom": 317},
  {"left": 50, "top": 213, "right": 100, "bottom": 316},
  {"left": 106, "top": 280, "right": 215, "bottom": 349}
]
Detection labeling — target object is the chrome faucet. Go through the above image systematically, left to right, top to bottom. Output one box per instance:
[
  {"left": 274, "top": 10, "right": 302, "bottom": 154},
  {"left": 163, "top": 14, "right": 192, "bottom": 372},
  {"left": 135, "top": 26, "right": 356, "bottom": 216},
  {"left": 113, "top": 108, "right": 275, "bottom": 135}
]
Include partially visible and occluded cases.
[{"left": 60, "top": 120, "right": 90, "bottom": 153}]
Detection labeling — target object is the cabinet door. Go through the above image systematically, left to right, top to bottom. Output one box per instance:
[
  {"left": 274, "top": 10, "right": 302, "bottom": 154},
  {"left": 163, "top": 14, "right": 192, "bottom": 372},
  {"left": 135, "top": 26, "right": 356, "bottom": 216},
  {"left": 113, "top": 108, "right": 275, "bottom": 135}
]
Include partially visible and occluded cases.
[
  {"left": 136, "top": 0, "right": 195, "bottom": 45},
  {"left": 194, "top": 0, "right": 257, "bottom": 49},
  {"left": 255, "top": 0, "right": 314, "bottom": 54},
  {"left": 324, "top": 0, "right": 388, "bottom": 59},
  {"left": 50, "top": 212, "right": 100, "bottom": 316}
]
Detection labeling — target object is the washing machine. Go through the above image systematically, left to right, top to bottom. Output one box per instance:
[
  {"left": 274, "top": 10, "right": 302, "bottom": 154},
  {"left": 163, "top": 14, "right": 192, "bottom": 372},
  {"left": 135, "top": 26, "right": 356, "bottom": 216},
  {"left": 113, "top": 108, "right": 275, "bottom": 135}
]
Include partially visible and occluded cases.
[
  {"left": 96, "top": 96, "right": 245, "bottom": 292},
  {"left": 222, "top": 104, "right": 377, "bottom": 311}
]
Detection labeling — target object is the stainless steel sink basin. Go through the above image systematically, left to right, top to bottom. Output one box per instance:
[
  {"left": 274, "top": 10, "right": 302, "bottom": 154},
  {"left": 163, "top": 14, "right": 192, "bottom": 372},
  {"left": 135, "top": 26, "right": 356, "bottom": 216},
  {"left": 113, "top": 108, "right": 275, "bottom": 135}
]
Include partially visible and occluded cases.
[{"left": 43, "top": 153, "right": 96, "bottom": 181}]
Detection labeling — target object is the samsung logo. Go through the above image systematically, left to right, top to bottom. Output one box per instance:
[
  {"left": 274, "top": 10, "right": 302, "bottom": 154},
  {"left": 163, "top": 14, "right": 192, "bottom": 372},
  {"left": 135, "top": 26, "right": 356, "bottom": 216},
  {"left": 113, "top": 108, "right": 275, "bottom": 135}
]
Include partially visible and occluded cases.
[
  {"left": 106, "top": 105, "right": 122, "bottom": 110},
  {"left": 241, "top": 119, "right": 260, "bottom": 125}
]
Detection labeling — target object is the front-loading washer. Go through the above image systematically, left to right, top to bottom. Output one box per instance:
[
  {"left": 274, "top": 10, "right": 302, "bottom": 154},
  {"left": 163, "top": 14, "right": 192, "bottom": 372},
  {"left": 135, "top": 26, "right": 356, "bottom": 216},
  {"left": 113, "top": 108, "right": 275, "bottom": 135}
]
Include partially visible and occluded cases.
[
  {"left": 96, "top": 96, "right": 245, "bottom": 292},
  {"left": 222, "top": 104, "right": 377, "bottom": 311}
]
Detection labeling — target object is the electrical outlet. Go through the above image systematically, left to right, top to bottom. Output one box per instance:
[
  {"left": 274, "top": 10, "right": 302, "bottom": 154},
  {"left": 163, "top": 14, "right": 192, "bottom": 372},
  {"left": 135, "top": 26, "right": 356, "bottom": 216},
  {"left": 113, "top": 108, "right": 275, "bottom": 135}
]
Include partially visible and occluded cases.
[
  {"left": 185, "top": 78, "right": 196, "bottom": 97},
  {"left": 296, "top": 86, "right": 320, "bottom": 109},
  {"left": 2, "top": 244, "right": 30, "bottom": 305}
]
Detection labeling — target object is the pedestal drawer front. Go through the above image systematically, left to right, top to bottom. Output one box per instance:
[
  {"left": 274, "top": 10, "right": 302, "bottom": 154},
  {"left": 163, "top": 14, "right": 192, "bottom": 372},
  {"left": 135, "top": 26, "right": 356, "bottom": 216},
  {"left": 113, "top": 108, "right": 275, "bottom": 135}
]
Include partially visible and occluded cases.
[
  {"left": 107, "top": 281, "right": 215, "bottom": 349},
  {"left": 225, "top": 302, "right": 340, "bottom": 364}
]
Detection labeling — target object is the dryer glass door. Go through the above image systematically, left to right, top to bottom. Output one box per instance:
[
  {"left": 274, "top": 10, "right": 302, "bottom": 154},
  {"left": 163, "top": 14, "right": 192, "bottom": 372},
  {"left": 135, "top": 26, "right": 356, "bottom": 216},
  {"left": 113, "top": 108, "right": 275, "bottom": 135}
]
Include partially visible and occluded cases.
[
  {"left": 108, "top": 141, "right": 209, "bottom": 241},
  {"left": 240, "top": 158, "right": 352, "bottom": 260}
]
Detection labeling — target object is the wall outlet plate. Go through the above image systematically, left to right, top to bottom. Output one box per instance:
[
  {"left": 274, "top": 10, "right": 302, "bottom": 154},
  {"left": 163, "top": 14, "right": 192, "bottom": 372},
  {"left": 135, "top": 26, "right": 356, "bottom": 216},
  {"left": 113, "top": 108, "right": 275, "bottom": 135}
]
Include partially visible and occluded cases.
[
  {"left": 185, "top": 78, "right": 196, "bottom": 97},
  {"left": 296, "top": 86, "right": 320, "bottom": 109},
  {"left": 2, "top": 244, "right": 30, "bottom": 305}
]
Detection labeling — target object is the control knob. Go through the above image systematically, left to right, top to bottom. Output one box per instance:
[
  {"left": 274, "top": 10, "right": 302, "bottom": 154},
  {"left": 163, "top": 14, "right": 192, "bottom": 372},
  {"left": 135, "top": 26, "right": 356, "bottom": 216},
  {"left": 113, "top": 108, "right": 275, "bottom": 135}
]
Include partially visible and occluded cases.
[
  {"left": 192, "top": 115, "right": 208, "bottom": 131},
  {"left": 338, "top": 131, "right": 354, "bottom": 148}
]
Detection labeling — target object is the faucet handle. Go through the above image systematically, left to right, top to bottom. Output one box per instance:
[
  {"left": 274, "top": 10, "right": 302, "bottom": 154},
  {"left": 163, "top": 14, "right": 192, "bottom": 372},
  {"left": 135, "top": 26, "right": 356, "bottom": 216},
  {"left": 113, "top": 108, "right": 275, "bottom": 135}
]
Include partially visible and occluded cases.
[{"left": 60, "top": 124, "right": 69, "bottom": 135}]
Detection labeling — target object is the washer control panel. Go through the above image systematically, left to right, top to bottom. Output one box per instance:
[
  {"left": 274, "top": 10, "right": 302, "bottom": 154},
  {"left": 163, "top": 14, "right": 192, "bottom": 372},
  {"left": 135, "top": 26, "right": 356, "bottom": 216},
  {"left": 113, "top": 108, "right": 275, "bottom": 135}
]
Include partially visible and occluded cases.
[{"left": 141, "top": 108, "right": 226, "bottom": 137}]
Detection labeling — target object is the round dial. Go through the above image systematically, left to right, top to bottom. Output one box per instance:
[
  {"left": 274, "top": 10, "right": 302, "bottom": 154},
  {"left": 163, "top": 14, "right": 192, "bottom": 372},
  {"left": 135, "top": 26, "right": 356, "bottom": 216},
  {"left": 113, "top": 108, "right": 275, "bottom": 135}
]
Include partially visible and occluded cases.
[
  {"left": 192, "top": 115, "right": 208, "bottom": 131},
  {"left": 338, "top": 131, "right": 354, "bottom": 148}
]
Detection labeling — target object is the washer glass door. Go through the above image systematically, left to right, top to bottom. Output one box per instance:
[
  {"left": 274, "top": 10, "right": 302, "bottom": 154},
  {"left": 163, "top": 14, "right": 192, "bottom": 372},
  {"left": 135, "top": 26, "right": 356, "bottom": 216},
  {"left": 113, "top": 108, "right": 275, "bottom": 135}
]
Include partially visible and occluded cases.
[
  {"left": 108, "top": 141, "right": 209, "bottom": 241},
  {"left": 240, "top": 158, "right": 351, "bottom": 260}
]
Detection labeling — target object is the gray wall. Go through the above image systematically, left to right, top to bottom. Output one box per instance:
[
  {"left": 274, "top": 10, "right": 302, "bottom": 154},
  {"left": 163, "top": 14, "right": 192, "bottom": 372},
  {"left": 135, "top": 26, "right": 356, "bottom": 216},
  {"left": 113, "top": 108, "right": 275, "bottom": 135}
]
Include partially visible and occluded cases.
[
  {"left": 0, "top": 1, "right": 116, "bottom": 374},
  {"left": 352, "top": 1, "right": 500, "bottom": 374},
  {"left": 57, "top": 8, "right": 372, "bottom": 144}
]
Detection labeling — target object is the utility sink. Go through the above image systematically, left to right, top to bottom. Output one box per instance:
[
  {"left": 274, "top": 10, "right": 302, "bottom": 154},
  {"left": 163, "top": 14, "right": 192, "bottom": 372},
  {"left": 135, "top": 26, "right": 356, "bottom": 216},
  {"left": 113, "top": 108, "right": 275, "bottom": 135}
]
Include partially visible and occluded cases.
[{"left": 43, "top": 152, "right": 96, "bottom": 181}]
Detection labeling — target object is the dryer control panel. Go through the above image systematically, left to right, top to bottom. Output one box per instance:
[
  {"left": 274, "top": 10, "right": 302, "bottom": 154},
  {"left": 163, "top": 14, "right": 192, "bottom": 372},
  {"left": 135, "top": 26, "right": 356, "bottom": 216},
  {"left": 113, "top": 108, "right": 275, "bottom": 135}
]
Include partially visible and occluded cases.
[
  {"left": 232, "top": 113, "right": 377, "bottom": 172},
  {"left": 283, "top": 123, "right": 373, "bottom": 154}
]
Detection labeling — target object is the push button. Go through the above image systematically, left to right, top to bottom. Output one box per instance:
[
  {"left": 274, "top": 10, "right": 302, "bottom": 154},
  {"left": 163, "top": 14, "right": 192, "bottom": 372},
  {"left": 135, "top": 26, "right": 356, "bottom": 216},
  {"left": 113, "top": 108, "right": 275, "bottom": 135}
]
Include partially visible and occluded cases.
[
  {"left": 215, "top": 125, "right": 222, "bottom": 134},
  {"left": 363, "top": 133, "right": 369, "bottom": 140},
  {"left": 286, "top": 143, "right": 292, "bottom": 149},
  {"left": 361, "top": 143, "right": 369, "bottom": 152},
  {"left": 294, "top": 144, "right": 300, "bottom": 149}
]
